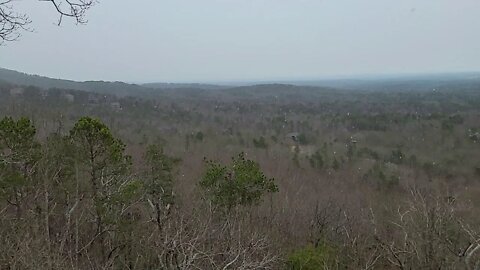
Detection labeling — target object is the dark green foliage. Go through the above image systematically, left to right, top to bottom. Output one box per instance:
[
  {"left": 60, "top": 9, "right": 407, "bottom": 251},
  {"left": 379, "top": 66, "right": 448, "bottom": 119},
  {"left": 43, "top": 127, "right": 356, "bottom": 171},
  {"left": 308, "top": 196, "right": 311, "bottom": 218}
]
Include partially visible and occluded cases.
[
  {"left": 349, "top": 114, "right": 388, "bottom": 131},
  {"left": 441, "top": 114, "right": 464, "bottom": 131},
  {"left": 448, "top": 114, "right": 464, "bottom": 124},
  {"left": 0, "top": 116, "right": 40, "bottom": 164},
  {"left": 70, "top": 116, "right": 131, "bottom": 178},
  {"left": 0, "top": 117, "right": 40, "bottom": 200},
  {"left": 69, "top": 117, "right": 133, "bottom": 230},
  {"left": 441, "top": 120, "right": 454, "bottom": 131},
  {"left": 468, "top": 128, "right": 479, "bottom": 143},
  {"left": 195, "top": 131, "right": 204, "bottom": 141},
  {"left": 41, "top": 133, "right": 77, "bottom": 201},
  {"left": 297, "top": 133, "right": 308, "bottom": 145},
  {"left": 185, "top": 134, "right": 191, "bottom": 150},
  {"left": 253, "top": 136, "right": 268, "bottom": 149},
  {"left": 346, "top": 142, "right": 356, "bottom": 161},
  {"left": 144, "top": 144, "right": 180, "bottom": 207},
  {"left": 292, "top": 146, "right": 301, "bottom": 167},
  {"left": 357, "top": 147, "right": 380, "bottom": 160},
  {"left": 389, "top": 148, "right": 405, "bottom": 164},
  {"left": 309, "top": 150, "right": 324, "bottom": 169},
  {"left": 200, "top": 152, "right": 278, "bottom": 211},
  {"left": 408, "top": 154, "right": 419, "bottom": 167},
  {"left": 332, "top": 158, "right": 340, "bottom": 171},
  {"left": 422, "top": 161, "right": 439, "bottom": 179},
  {"left": 363, "top": 162, "right": 399, "bottom": 189},
  {"left": 475, "top": 167, "right": 480, "bottom": 177},
  {"left": 111, "top": 180, "right": 143, "bottom": 205},
  {"left": 287, "top": 244, "right": 335, "bottom": 270}
]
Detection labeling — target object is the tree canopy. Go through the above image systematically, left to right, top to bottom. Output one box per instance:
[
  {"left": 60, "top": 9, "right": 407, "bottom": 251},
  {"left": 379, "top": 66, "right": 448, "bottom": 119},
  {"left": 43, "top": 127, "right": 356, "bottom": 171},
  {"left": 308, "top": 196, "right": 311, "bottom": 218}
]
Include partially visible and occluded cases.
[{"left": 200, "top": 152, "right": 278, "bottom": 211}]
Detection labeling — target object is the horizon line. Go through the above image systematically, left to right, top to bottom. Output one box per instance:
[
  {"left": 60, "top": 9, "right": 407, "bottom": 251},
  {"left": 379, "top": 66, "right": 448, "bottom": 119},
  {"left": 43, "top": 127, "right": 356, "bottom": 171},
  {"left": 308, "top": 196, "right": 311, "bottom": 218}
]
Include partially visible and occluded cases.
[{"left": 1, "top": 66, "right": 480, "bottom": 86}]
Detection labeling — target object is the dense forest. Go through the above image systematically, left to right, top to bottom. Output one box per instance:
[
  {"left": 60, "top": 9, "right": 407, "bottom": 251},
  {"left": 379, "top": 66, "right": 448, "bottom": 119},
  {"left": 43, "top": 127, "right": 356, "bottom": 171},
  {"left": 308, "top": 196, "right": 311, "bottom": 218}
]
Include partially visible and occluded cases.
[{"left": 1, "top": 69, "right": 480, "bottom": 269}]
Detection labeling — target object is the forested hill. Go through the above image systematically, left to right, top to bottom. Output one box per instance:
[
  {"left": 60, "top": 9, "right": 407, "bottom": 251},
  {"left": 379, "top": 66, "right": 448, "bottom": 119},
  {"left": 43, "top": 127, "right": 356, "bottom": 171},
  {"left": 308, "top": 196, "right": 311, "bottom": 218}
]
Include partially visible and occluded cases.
[
  {"left": 0, "top": 67, "right": 153, "bottom": 97},
  {"left": 0, "top": 67, "right": 344, "bottom": 100},
  {"left": 0, "top": 67, "right": 237, "bottom": 97},
  {"left": 2, "top": 67, "right": 480, "bottom": 101},
  {"left": 2, "top": 68, "right": 480, "bottom": 269},
  {"left": 280, "top": 74, "right": 480, "bottom": 93},
  {"left": 142, "top": 82, "right": 227, "bottom": 90}
]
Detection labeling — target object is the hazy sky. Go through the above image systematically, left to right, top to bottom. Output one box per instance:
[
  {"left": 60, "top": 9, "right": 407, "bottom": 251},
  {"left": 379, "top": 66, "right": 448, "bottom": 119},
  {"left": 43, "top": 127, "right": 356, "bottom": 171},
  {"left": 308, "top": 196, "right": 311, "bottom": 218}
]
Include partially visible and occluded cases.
[{"left": 1, "top": 0, "right": 479, "bottom": 82}]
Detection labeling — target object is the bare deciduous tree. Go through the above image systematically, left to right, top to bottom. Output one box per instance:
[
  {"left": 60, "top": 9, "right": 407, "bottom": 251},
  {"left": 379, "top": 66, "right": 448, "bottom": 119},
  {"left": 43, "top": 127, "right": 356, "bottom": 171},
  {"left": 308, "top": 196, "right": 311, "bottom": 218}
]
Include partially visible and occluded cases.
[
  {"left": 0, "top": 0, "right": 95, "bottom": 44},
  {"left": 0, "top": 1, "right": 31, "bottom": 42}
]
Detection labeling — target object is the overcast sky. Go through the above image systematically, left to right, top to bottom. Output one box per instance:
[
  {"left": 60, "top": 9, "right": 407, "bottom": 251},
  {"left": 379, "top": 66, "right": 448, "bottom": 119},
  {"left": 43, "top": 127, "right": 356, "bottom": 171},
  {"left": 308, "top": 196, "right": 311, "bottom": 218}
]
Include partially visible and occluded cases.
[{"left": 1, "top": 0, "right": 479, "bottom": 83}]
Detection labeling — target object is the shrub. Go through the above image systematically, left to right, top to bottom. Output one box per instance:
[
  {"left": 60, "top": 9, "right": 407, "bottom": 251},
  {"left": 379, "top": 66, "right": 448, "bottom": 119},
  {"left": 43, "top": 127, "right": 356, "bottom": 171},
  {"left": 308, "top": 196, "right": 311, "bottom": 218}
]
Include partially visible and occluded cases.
[
  {"left": 195, "top": 131, "right": 204, "bottom": 141},
  {"left": 253, "top": 136, "right": 268, "bottom": 149},
  {"left": 309, "top": 150, "right": 324, "bottom": 169},
  {"left": 199, "top": 152, "right": 278, "bottom": 211},
  {"left": 287, "top": 244, "right": 335, "bottom": 270}
]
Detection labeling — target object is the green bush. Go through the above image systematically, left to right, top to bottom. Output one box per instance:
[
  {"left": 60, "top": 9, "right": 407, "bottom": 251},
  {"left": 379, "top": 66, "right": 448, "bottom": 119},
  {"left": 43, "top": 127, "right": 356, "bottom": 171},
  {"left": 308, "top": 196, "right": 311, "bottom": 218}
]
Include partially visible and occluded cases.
[
  {"left": 195, "top": 131, "right": 204, "bottom": 141},
  {"left": 297, "top": 133, "right": 308, "bottom": 145},
  {"left": 253, "top": 136, "right": 268, "bottom": 149},
  {"left": 389, "top": 148, "right": 405, "bottom": 164},
  {"left": 308, "top": 150, "right": 324, "bottom": 169},
  {"left": 199, "top": 152, "right": 278, "bottom": 211},
  {"left": 363, "top": 162, "right": 399, "bottom": 190},
  {"left": 287, "top": 244, "right": 335, "bottom": 270}
]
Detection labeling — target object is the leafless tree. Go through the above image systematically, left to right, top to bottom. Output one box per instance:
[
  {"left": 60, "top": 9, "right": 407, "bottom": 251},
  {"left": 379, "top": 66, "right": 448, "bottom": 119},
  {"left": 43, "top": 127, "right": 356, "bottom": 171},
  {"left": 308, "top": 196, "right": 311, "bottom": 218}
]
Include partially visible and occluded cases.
[
  {"left": 0, "top": 0, "right": 95, "bottom": 44},
  {"left": 0, "top": 0, "right": 30, "bottom": 43},
  {"left": 370, "top": 188, "right": 480, "bottom": 269}
]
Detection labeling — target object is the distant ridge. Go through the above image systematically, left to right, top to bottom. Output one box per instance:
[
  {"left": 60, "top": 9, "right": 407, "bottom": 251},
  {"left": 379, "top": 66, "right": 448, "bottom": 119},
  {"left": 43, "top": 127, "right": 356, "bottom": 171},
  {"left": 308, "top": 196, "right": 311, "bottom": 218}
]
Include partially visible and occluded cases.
[
  {"left": 0, "top": 67, "right": 153, "bottom": 97},
  {"left": 0, "top": 67, "right": 232, "bottom": 97},
  {"left": 1, "top": 67, "right": 479, "bottom": 99},
  {"left": 142, "top": 82, "right": 228, "bottom": 90}
]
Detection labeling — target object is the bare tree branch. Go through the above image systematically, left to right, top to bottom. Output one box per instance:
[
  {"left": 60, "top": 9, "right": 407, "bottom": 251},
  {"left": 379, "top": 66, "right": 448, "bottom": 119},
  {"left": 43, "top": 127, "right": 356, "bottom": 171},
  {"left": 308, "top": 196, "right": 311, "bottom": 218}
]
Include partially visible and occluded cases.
[
  {"left": 0, "top": 0, "right": 95, "bottom": 44},
  {"left": 0, "top": 0, "right": 31, "bottom": 43},
  {"left": 39, "top": 0, "right": 95, "bottom": 25}
]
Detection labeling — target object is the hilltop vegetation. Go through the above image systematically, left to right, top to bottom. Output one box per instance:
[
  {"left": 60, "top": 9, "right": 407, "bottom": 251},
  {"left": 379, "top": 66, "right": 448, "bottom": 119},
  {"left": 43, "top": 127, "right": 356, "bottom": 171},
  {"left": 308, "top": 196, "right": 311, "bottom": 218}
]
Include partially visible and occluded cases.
[{"left": 0, "top": 69, "right": 480, "bottom": 269}]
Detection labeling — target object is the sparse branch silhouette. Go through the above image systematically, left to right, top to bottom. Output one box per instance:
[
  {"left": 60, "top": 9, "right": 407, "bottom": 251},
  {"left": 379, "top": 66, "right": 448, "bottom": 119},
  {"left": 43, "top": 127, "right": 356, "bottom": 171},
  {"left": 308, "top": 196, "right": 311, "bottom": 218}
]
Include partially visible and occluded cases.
[
  {"left": 0, "top": 0, "right": 95, "bottom": 44},
  {"left": 0, "top": 0, "right": 31, "bottom": 43}
]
